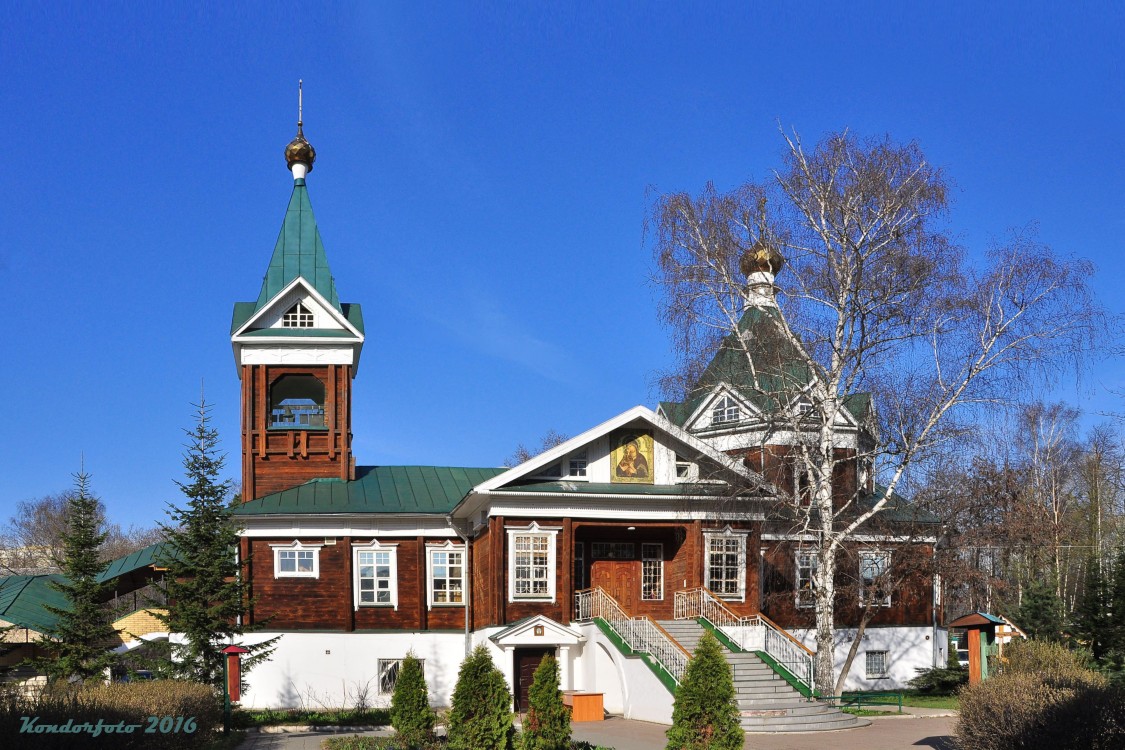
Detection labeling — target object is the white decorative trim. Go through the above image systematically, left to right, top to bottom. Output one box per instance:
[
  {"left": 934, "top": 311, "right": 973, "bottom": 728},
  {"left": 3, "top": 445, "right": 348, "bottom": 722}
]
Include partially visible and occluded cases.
[
  {"left": 507, "top": 522, "right": 558, "bottom": 603},
  {"left": 352, "top": 539, "right": 399, "bottom": 610},
  {"left": 270, "top": 540, "right": 323, "bottom": 579}
]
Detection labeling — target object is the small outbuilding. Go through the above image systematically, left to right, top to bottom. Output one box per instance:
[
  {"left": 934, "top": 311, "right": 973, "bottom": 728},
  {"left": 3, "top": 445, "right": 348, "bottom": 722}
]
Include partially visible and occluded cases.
[{"left": 948, "top": 611, "right": 1025, "bottom": 684}]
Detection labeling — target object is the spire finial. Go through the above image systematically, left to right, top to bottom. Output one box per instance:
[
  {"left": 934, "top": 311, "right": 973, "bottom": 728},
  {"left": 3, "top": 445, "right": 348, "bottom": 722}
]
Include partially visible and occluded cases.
[{"left": 285, "top": 80, "right": 316, "bottom": 179}]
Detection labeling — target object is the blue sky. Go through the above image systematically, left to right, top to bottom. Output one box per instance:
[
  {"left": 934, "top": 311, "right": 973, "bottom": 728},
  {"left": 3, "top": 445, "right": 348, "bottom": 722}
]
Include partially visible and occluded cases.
[{"left": 2, "top": 3, "right": 1122, "bottom": 528}]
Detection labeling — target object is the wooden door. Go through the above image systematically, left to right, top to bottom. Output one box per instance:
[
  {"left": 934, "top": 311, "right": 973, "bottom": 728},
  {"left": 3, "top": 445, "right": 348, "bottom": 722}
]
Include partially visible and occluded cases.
[
  {"left": 591, "top": 560, "right": 639, "bottom": 611},
  {"left": 514, "top": 647, "right": 555, "bottom": 712}
]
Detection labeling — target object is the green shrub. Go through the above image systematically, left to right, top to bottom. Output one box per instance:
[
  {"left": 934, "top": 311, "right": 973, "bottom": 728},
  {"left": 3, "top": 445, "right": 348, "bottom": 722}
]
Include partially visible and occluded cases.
[
  {"left": 666, "top": 630, "right": 743, "bottom": 750},
  {"left": 957, "top": 639, "right": 1125, "bottom": 750},
  {"left": 447, "top": 645, "right": 514, "bottom": 750},
  {"left": 391, "top": 653, "right": 436, "bottom": 747},
  {"left": 522, "top": 655, "right": 570, "bottom": 750},
  {"left": 906, "top": 665, "right": 967, "bottom": 694},
  {"left": 0, "top": 678, "right": 221, "bottom": 749}
]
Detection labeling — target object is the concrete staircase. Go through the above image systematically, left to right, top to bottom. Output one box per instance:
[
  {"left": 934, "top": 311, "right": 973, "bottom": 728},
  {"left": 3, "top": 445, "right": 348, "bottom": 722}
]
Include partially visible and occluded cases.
[{"left": 658, "top": 619, "right": 863, "bottom": 732}]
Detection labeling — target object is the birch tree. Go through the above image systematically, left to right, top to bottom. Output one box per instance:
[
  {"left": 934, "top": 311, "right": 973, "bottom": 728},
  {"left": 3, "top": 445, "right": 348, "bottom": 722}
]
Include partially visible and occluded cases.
[{"left": 651, "top": 129, "right": 1104, "bottom": 694}]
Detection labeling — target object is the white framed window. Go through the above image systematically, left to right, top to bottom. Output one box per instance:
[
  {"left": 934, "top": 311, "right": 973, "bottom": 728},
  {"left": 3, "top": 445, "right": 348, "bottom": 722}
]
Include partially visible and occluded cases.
[
  {"left": 282, "top": 301, "right": 315, "bottom": 328},
  {"left": 712, "top": 395, "right": 741, "bottom": 425},
  {"left": 568, "top": 450, "right": 587, "bottom": 477},
  {"left": 675, "top": 453, "right": 694, "bottom": 480},
  {"left": 507, "top": 523, "right": 559, "bottom": 602},
  {"left": 705, "top": 529, "right": 747, "bottom": 601},
  {"left": 353, "top": 540, "right": 398, "bottom": 609},
  {"left": 270, "top": 541, "right": 322, "bottom": 578},
  {"left": 427, "top": 542, "right": 466, "bottom": 607},
  {"left": 642, "top": 543, "right": 664, "bottom": 601},
  {"left": 859, "top": 550, "right": 892, "bottom": 607},
  {"left": 796, "top": 551, "right": 817, "bottom": 609},
  {"left": 865, "top": 650, "right": 888, "bottom": 679},
  {"left": 377, "top": 658, "right": 423, "bottom": 694}
]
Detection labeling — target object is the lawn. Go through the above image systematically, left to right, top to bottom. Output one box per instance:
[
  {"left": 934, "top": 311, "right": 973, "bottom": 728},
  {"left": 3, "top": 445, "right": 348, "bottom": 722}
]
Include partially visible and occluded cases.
[{"left": 901, "top": 692, "right": 961, "bottom": 710}]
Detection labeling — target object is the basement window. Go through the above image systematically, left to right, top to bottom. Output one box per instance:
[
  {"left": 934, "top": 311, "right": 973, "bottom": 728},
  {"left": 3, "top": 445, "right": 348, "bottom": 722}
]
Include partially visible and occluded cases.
[{"left": 865, "top": 650, "right": 888, "bottom": 679}]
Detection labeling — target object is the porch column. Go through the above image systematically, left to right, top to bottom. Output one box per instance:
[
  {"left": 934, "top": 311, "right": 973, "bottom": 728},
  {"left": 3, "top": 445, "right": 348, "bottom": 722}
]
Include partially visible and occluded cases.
[
  {"left": 501, "top": 645, "right": 516, "bottom": 704},
  {"left": 558, "top": 645, "right": 571, "bottom": 690}
]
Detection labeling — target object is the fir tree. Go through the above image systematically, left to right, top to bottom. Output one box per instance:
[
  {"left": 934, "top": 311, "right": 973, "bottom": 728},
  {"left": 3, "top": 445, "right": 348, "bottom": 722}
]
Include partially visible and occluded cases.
[
  {"left": 154, "top": 400, "right": 276, "bottom": 688},
  {"left": 35, "top": 471, "right": 117, "bottom": 681},
  {"left": 1108, "top": 547, "right": 1125, "bottom": 650},
  {"left": 1073, "top": 555, "right": 1111, "bottom": 659},
  {"left": 1015, "top": 578, "right": 1066, "bottom": 642},
  {"left": 666, "top": 630, "right": 743, "bottom": 750},
  {"left": 447, "top": 645, "right": 513, "bottom": 750},
  {"left": 391, "top": 652, "right": 436, "bottom": 747},
  {"left": 522, "top": 655, "right": 570, "bottom": 750}
]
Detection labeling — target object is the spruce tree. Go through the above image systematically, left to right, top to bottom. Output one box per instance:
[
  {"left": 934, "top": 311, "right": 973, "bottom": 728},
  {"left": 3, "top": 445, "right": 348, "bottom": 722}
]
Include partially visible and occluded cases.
[
  {"left": 154, "top": 400, "right": 276, "bottom": 688},
  {"left": 36, "top": 471, "right": 117, "bottom": 681},
  {"left": 1109, "top": 546, "right": 1125, "bottom": 657},
  {"left": 1073, "top": 556, "right": 1111, "bottom": 659},
  {"left": 1015, "top": 578, "right": 1066, "bottom": 642},
  {"left": 666, "top": 630, "right": 743, "bottom": 750},
  {"left": 447, "top": 645, "right": 513, "bottom": 750},
  {"left": 391, "top": 652, "right": 436, "bottom": 747},
  {"left": 522, "top": 655, "right": 571, "bottom": 750}
]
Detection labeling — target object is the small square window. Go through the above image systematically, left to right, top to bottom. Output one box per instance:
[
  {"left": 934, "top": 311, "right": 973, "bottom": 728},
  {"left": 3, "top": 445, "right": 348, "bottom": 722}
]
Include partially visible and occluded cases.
[
  {"left": 568, "top": 451, "right": 587, "bottom": 477},
  {"left": 272, "top": 543, "right": 320, "bottom": 578},
  {"left": 865, "top": 650, "right": 888, "bottom": 679}
]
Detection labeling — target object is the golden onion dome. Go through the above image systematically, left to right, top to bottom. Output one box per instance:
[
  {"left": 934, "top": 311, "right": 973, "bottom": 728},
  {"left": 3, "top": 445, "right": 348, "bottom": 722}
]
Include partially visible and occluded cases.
[
  {"left": 285, "top": 123, "right": 316, "bottom": 173},
  {"left": 739, "top": 237, "right": 785, "bottom": 277}
]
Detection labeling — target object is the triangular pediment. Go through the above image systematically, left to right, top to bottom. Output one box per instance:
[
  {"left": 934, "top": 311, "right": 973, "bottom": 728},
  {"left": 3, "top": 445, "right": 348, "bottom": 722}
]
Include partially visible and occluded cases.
[
  {"left": 231, "top": 277, "right": 364, "bottom": 341},
  {"left": 471, "top": 405, "right": 772, "bottom": 495},
  {"left": 490, "top": 615, "right": 584, "bottom": 647}
]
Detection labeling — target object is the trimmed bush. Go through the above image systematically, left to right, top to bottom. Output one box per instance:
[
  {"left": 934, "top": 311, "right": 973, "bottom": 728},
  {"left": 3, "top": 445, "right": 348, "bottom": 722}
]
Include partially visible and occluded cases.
[
  {"left": 666, "top": 630, "right": 743, "bottom": 750},
  {"left": 957, "top": 639, "right": 1125, "bottom": 750},
  {"left": 447, "top": 645, "right": 514, "bottom": 750},
  {"left": 391, "top": 653, "right": 436, "bottom": 747},
  {"left": 522, "top": 655, "right": 570, "bottom": 750},
  {"left": 907, "top": 665, "right": 967, "bottom": 694},
  {"left": 0, "top": 679, "right": 221, "bottom": 749}
]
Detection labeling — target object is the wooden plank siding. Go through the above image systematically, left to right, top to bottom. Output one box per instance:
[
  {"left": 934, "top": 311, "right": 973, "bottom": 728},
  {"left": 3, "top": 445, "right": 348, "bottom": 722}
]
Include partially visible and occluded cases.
[
  {"left": 240, "top": 364, "right": 355, "bottom": 502},
  {"left": 247, "top": 538, "right": 467, "bottom": 631},
  {"left": 760, "top": 541, "right": 937, "bottom": 629}
]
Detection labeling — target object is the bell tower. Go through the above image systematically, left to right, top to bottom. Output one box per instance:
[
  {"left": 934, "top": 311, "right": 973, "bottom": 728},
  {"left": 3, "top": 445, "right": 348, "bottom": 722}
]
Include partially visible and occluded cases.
[{"left": 230, "top": 85, "right": 365, "bottom": 501}]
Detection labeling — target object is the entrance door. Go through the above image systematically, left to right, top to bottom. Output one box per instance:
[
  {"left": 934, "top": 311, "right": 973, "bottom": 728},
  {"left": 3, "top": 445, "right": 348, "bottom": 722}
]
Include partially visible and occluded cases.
[
  {"left": 591, "top": 560, "right": 639, "bottom": 611},
  {"left": 514, "top": 647, "right": 555, "bottom": 712}
]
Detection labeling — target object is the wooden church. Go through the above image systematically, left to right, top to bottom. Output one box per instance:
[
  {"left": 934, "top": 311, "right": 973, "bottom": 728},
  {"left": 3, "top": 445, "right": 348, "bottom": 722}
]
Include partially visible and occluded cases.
[{"left": 227, "top": 117, "right": 945, "bottom": 731}]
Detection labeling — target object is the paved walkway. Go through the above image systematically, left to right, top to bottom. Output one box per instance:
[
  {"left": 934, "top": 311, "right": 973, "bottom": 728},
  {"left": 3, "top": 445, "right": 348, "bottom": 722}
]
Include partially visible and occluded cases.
[{"left": 237, "top": 709, "right": 958, "bottom": 750}]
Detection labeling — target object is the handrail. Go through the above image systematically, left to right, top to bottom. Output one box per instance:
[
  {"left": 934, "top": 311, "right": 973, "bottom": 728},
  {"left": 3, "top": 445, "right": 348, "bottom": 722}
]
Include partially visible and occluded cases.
[
  {"left": 574, "top": 587, "right": 689, "bottom": 684},
  {"left": 673, "top": 587, "right": 815, "bottom": 691},
  {"left": 755, "top": 609, "right": 815, "bottom": 656}
]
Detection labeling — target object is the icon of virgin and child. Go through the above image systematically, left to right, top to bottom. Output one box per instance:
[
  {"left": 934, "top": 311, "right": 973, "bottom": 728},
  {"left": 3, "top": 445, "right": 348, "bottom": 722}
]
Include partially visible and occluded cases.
[{"left": 611, "top": 430, "right": 654, "bottom": 484}]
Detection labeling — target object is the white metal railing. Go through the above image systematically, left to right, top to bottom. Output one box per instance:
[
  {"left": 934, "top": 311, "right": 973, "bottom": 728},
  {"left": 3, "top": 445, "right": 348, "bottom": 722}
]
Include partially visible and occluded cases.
[
  {"left": 674, "top": 587, "right": 815, "bottom": 691},
  {"left": 574, "top": 588, "right": 690, "bottom": 684}
]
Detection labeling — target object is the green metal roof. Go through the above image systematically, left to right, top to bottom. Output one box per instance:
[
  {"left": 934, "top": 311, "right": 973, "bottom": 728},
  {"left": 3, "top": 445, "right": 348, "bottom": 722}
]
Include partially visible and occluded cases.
[
  {"left": 255, "top": 179, "right": 341, "bottom": 313},
  {"left": 231, "top": 302, "right": 364, "bottom": 336},
  {"left": 662, "top": 306, "right": 871, "bottom": 427},
  {"left": 233, "top": 466, "right": 508, "bottom": 516},
  {"left": 95, "top": 542, "right": 173, "bottom": 583},
  {"left": 0, "top": 575, "right": 68, "bottom": 633}
]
